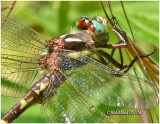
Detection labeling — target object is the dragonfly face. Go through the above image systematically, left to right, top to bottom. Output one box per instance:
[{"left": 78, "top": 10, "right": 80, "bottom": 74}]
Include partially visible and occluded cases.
[{"left": 76, "top": 16, "right": 109, "bottom": 45}]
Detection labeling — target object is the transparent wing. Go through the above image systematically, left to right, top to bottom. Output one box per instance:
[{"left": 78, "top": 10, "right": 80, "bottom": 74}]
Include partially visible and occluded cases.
[
  {"left": 1, "top": 14, "right": 46, "bottom": 56},
  {"left": 1, "top": 14, "right": 47, "bottom": 97},
  {"left": 57, "top": 52, "right": 158, "bottom": 109},
  {"left": 1, "top": 54, "right": 43, "bottom": 97},
  {"left": 41, "top": 73, "right": 113, "bottom": 123}
]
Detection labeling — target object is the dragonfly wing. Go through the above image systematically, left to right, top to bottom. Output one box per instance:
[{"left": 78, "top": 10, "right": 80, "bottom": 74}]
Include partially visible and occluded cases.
[
  {"left": 1, "top": 14, "right": 46, "bottom": 56},
  {"left": 1, "top": 14, "right": 47, "bottom": 97},
  {"left": 58, "top": 52, "right": 158, "bottom": 109},
  {"left": 1, "top": 54, "right": 43, "bottom": 97},
  {"left": 41, "top": 73, "right": 113, "bottom": 123}
]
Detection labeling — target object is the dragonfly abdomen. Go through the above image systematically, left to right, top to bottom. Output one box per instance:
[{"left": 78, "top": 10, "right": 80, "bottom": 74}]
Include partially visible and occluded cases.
[{"left": 1, "top": 72, "right": 52, "bottom": 123}]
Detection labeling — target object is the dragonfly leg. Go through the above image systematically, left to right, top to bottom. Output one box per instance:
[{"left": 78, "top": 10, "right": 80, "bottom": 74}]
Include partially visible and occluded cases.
[
  {"left": 97, "top": 17, "right": 125, "bottom": 66},
  {"left": 96, "top": 19, "right": 127, "bottom": 49},
  {"left": 106, "top": 19, "right": 127, "bottom": 49},
  {"left": 96, "top": 31, "right": 125, "bottom": 67},
  {"left": 106, "top": 44, "right": 124, "bottom": 67},
  {"left": 96, "top": 48, "right": 124, "bottom": 68},
  {"left": 97, "top": 48, "right": 155, "bottom": 73},
  {"left": 122, "top": 48, "right": 156, "bottom": 73},
  {"left": 96, "top": 49, "right": 123, "bottom": 69},
  {"left": 95, "top": 51, "right": 108, "bottom": 65}
]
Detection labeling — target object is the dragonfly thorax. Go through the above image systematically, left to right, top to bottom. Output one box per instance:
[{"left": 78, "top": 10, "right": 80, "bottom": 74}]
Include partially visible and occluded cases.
[
  {"left": 40, "top": 30, "right": 94, "bottom": 69},
  {"left": 46, "top": 31, "right": 94, "bottom": 53},
  {"left": 62, "top": 31, "right": 94, "bottom": 51}
]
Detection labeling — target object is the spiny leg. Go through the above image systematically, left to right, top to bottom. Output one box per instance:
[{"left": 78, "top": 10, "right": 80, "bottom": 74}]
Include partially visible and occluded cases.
[
  {"left": 96, "top": 18, "right": 125, "bottom": 67},
  {"left": 97, "top": 18, "right": 127, "bottom": 49},
  {"left": 104, "top": 18, "right": 125, "bottom": 67},
  {"left": 105, "top": 44, "right": 124, "bottom": 67},
  {"left": 97, "top": 48, "right": 155, "bottom": 73},
  {"left": 122, "top": 48, "right": 156, "bottom": 73},
  {"left": 96, "top": 49, "right": 126, "bottom": 69},
  {"left": 94, "top": 51, "right": 108, "bottom": 65}
]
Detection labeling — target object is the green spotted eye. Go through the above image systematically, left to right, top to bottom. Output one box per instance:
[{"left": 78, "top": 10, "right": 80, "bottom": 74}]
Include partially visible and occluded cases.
[
  {"left": 76, "top": 16, "right": 108, "bottom": 44},
  {"left": 91, "top": 19, "right": 106, "bottom": 35}
]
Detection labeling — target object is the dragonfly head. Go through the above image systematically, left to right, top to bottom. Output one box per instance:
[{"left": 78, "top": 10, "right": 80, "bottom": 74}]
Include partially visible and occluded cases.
[{"left": 76, "top": 16, "right": 108, "bottom": 45}]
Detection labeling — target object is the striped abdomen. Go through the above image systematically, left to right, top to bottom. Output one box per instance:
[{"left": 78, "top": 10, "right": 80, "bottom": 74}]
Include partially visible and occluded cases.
[{"left": 1, "top": 72, "right": 53, "bottom": 123}]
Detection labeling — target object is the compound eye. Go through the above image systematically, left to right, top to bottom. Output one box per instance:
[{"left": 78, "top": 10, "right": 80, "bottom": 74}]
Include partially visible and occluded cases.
[
  {"left": 76, "top": 16, "right": 91, "bottom": 30},
  {"left": 95, "top": 16, "right": 107, "bottom": 25}
]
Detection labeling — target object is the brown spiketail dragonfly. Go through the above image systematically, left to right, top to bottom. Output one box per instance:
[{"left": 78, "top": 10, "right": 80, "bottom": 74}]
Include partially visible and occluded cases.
[{"left": 1, "top": 1, "right": 159, "bottom": 123}]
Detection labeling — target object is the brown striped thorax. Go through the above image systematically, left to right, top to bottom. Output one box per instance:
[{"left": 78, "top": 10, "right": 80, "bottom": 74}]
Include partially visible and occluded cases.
[
  {"left": 40, "top": 30, "right": 94, "bottom": 69},
  {"left": 46, "top": 30, "right": 94, "bottom": 52}
]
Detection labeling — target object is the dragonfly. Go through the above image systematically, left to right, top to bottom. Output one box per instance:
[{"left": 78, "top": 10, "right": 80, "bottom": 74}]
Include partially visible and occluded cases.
[{"left": 1, "top": 1, "right": 159, "bottom": 123}]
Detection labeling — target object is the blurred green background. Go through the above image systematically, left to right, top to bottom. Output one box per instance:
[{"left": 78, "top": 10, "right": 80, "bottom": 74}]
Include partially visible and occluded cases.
[{"left": 1, "top": 1, "right": 159, "bottom": 123}]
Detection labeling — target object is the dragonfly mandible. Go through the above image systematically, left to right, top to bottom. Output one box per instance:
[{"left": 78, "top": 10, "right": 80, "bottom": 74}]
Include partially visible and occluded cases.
[{"left": 1, "top": 1, "right": 159, "bottom": 123}]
